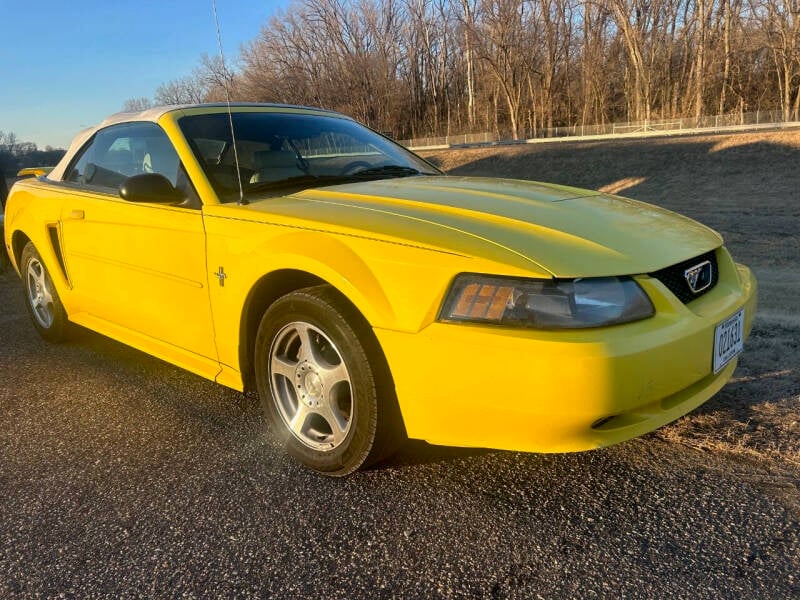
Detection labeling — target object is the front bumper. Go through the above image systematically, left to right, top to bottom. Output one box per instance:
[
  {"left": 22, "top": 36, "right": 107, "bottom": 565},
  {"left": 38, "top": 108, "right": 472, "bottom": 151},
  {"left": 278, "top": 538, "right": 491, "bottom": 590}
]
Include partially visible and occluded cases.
[{"left": 376, "top": 250, "right": 757, "bottom": 453}]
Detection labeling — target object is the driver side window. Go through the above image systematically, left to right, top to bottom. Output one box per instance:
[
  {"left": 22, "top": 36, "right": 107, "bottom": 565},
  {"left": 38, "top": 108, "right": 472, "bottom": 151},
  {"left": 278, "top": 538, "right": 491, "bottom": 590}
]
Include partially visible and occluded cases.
[{"left": 66, "top": 123, "right": 182, "bottom": 191}]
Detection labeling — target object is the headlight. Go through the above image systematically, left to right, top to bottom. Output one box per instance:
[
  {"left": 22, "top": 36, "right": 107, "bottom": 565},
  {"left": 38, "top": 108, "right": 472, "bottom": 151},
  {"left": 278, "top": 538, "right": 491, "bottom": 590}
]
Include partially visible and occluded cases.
[{"left": 439, "top": 274, "right": 654, "bottom": 329}]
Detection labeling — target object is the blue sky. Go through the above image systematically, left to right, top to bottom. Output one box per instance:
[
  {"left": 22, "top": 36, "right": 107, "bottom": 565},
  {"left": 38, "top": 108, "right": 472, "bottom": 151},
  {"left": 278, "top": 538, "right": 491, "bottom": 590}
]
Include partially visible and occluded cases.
[{"left": 0, "top": 0, "right": 288, "bottom": 149}]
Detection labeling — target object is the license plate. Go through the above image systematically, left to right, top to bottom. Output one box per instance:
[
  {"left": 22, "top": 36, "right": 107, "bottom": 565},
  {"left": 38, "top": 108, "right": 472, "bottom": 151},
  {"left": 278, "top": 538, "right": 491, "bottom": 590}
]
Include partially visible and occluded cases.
[{"left": 713, "top": 308, "right": 745, "bottom": 373}]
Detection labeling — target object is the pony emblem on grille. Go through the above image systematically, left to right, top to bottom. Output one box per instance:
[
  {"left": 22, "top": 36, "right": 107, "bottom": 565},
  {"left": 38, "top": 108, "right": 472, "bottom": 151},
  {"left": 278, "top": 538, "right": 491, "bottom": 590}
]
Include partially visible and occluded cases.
[{"left": 684, "top": 260, "right": 713, "bottom": 294}]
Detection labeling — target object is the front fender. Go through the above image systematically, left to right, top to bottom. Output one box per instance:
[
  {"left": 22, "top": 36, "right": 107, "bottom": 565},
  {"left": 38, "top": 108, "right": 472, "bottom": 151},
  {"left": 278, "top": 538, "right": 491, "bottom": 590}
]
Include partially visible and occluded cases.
[
  {"left": 204, "top": 218, "right": 411, "bottom": 377},
  {"left": 246, "top": 230, "right": 396, "bottom": 327}
]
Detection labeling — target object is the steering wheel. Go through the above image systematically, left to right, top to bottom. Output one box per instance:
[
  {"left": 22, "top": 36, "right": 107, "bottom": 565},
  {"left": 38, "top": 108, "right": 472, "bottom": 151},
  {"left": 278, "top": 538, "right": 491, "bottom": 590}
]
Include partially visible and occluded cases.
[{"left": 340, "top": 161, "right": 372, "bottom": 176}]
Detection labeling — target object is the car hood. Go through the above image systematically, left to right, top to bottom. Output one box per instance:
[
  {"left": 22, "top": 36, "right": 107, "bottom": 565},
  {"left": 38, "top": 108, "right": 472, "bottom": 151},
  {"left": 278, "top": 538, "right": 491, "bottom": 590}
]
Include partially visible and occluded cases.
[{"left": 243, "top": 176, "right": 722, "bottom": 278}]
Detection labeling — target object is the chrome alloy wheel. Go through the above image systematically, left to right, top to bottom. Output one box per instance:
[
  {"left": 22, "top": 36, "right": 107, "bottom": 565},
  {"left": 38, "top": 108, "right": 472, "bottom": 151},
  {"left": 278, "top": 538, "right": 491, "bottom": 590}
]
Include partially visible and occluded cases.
[
  {"left": 26, "top": 257, "right": 55, "bottom": 329},
  {"left": 268, "top": 321, "right": 353, "bottom": 451}
]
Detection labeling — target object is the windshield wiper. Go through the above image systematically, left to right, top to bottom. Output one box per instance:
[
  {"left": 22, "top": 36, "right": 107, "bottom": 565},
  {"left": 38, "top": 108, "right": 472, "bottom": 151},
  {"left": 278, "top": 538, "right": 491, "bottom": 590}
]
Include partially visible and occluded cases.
[
  {"left": 244, "top": 165, "right": 434, "bottom": 197},
  {"left": 347, "top": 165, "right": 423, "bottom": 177},
  {"left": 347, "top": 165, "right": 442, "bottom": 178},
  {"left": 245, "top": 175, "right": 353, "bottom": 195}
]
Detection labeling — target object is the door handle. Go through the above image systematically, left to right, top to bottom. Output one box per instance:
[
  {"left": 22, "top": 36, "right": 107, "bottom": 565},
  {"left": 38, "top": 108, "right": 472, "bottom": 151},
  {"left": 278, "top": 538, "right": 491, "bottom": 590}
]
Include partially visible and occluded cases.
[{"left": 69, "top": 209, "right": 85, "bottom": 220}]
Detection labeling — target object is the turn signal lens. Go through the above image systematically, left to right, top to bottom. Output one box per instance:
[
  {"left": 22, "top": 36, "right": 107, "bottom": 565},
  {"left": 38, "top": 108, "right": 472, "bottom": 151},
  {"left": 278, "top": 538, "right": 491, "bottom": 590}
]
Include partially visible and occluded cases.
[
  {"left": 439, "top": 273, "right": 654, "bottom": 329},
  {"left": 451, "top": 283, "right": 514, "bottom": 320}
]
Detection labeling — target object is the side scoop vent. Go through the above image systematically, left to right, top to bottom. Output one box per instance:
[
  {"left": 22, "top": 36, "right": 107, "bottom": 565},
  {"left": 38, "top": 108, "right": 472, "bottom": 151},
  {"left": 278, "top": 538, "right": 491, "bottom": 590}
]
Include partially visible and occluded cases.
[{"left": 47, "top": 225, "right": 69, "bottom": 282}]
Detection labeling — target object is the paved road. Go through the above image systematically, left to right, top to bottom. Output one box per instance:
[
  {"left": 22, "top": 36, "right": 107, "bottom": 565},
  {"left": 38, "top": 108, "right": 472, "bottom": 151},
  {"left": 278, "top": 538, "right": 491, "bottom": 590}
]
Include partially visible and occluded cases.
[{"left": 0, "top": 270, "right": 798, "bottom": 598}]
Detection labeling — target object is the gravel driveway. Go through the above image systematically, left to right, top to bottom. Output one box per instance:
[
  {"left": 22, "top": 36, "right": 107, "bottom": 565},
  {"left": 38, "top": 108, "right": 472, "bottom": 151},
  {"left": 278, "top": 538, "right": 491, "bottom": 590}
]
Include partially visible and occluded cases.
[{"left": 0, "top": 269, "right": 798, "bottom": 598}]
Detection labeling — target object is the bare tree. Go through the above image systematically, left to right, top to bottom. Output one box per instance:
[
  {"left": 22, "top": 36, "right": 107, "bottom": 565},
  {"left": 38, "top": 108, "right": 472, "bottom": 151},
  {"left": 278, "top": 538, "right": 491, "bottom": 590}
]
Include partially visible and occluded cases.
[
  {"left": 150, "top": 0, "right": 800, "bottom": 139},
  {"left": 472, "top": 0, "right": 533, "bottom": 139},
  {"left": 752, "top": 0, "right": 800, "bottom": 120},
  {"left": 195, "top": 54, "right": 241, "bottom": 102},
  {"left": 155, "top": 77, "right": 207, "bottom": 105},
  {"left": 122, "top": 97, "right": 153, "bottom": 112}
]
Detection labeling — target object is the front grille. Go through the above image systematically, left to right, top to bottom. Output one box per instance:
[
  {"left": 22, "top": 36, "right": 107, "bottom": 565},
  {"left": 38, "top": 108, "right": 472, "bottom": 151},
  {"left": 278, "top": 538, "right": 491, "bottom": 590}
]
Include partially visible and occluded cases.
[{"left": 650, "top": 250, "right": 719, "bottom": 304}]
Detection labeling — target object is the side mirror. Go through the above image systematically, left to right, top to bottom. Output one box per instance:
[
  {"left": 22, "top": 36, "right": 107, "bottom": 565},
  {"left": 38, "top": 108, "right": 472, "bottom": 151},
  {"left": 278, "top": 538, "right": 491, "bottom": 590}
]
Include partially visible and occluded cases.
[{"left": 119, "top": 173, "right": 184, "bottom": 204}]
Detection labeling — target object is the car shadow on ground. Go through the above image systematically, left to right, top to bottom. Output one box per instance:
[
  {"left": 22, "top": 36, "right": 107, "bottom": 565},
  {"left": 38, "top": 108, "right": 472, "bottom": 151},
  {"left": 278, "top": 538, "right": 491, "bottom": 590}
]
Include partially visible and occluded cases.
[{"left": 378, "top": 439, "right": 493, "bottom": 470}]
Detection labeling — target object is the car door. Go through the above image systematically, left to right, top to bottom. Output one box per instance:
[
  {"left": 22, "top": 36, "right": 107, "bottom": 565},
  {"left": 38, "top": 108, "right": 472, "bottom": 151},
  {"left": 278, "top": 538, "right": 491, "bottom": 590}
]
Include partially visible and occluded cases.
[{"left": 58, "top": 122, "right": 218, "bottom": 367}]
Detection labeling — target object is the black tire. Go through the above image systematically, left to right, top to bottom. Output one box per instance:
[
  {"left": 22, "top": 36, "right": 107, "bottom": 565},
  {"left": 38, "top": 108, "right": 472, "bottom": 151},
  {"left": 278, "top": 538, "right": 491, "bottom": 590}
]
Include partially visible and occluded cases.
[
  {"left": 0, "top": 238, "right": 8, "bottom": 273},
  {"left": 20, "top": 241, "right": 70, "bottom": 342},
  {"left": 254, "top": 285, "right": 403, "bottom": 476}
]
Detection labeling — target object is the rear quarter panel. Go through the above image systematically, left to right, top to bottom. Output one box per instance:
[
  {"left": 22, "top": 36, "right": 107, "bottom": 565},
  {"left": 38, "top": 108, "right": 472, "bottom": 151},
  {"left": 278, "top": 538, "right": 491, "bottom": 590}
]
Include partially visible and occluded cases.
[{"left": 4, "top": 180, "right": 69, "bottom": 294}]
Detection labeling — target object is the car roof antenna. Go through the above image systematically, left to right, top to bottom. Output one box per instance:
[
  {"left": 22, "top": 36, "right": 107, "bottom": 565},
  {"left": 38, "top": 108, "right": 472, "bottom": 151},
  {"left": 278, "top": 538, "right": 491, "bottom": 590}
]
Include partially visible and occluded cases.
[{"left": 212, "top": 0, "right": 247, "bottom": 205}]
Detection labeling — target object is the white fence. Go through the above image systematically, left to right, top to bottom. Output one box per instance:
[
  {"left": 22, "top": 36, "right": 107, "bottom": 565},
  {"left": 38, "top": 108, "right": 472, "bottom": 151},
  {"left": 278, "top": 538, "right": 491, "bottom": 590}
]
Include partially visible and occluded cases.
[{"left": 398, "top": 110, "right": 800, "bottom": 149}]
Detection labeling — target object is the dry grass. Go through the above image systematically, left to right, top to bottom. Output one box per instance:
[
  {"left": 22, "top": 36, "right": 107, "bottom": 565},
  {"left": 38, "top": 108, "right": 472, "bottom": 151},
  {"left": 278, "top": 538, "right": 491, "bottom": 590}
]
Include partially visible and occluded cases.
[{"left": 421, "top": 129, "right": 800, "bottom": 471}]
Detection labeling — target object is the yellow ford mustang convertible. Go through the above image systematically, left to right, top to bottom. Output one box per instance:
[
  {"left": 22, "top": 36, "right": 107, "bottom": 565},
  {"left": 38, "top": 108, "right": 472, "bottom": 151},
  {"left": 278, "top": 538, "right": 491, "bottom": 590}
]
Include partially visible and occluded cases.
[{"left": 3, "top": 104, "right": 756, "bottom": 475}]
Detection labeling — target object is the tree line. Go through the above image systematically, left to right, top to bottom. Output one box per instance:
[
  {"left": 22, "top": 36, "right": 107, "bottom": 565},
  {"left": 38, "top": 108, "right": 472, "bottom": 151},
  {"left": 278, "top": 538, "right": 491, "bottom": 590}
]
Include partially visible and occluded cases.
[
  {"left": 138, "top": 0, "right": 798, "bottom": 141},
  {"left": 0, "top": 131, "right": 66, "bottom": 177}
]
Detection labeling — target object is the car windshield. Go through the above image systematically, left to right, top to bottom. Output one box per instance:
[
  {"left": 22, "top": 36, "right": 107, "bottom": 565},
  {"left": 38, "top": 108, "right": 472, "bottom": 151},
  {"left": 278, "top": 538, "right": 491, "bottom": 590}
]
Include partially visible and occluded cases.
[{"left": 178, "top": 111, "right": 441, "bottom": 202}]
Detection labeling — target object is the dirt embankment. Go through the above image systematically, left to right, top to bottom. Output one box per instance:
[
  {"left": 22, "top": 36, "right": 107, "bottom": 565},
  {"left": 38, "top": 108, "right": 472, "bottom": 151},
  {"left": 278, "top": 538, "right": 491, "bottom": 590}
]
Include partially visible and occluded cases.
[{"left": 421, "top": 130, "right": 800, "bottom": 469}]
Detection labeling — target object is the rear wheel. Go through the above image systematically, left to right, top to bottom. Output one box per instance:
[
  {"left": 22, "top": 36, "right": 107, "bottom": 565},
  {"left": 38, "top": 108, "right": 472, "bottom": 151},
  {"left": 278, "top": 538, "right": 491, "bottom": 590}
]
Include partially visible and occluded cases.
[
  {"left": 0, "top": 241, "right": 8, "bottom": 273},
  {"left": 21, "top": 241, "right": 69, "bottom": 342},
  {"left": 254, "top": 285, "right": 402, "bottom": 476}
]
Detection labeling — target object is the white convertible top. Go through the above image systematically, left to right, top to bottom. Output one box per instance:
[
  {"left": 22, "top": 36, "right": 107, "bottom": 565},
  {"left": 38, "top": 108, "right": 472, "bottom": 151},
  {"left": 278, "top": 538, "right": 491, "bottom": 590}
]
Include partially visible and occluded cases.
[
  {"left": 47, "top": 103, "right": 339, "bottom": 181},
  {"left": 48, "top": 105, "right": 191, "bottom": 181}
]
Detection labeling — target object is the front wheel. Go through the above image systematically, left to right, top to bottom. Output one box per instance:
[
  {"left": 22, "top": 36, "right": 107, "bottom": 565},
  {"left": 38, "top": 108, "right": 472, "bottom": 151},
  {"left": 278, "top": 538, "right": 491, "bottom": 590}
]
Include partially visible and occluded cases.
[
  {"left": 20, "top": 241, "right": 70, "bottom": 342},
  {"left": 254, "top": 285, "right": 402, "bottom": 476}
]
